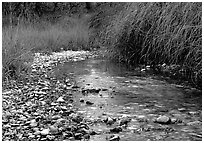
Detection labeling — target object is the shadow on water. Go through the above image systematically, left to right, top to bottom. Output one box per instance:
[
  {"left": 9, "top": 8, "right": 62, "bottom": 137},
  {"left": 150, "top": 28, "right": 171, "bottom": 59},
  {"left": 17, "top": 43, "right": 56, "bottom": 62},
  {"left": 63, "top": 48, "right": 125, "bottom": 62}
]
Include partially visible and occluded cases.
[{"left": 54, "top": 58, "right": 202, "bottom": 141}]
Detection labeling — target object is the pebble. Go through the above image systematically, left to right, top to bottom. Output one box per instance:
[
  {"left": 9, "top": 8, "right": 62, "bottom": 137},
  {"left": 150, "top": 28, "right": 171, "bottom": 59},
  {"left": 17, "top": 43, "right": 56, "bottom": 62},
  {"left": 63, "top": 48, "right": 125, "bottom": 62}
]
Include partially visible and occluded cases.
[
  {"left": 57, "top": 96, "right": 65, "bottom": 102},
  {"left": 79, "top": 98, "right": 85, "bottom": 103},
  {"left": 41, "top": 101, "right": 46, "bottom": 106},
  {"left": 86, "top": 101, "right": 94, "bottom": 105},
  {"left": 51, "top": 102, "right": 57, "bottom": 106},
  {"left": 60, "top": 106, "right": 68, "bottom": 111},
  {"left": 178, "top": 108, "right": 186, "bottom": 112},
  {"left": 188, "top": 111, "right": 198, "bottom": 115},
  {"left": 51, "top": 115, "right": 61, "bottom": 120},
  {"left": 104, "top": 117, "right": 115, "bottom": 125},
  {"left": 119, "top": 117, "right": 131, "bottom": 125},
  {"left": 30, "top": 119, "right": 38, "bottom": 127},
  {"left": 187, "top": 121, "right": 202, "bottom": 126},
  {"left": 11, "top": 123, "right": 20, "bottom": 127},
  {"left": 49, "top": 125, "right": 59, "bottom": 134},
  {"left": 110, "top": 126, "right": 122, "bottom": 133},
  {"left": 40, "top": 128, "right": 50, "bottom": 135},
  {"left": 34, "top": 130, "right": 41, "bottom": 135},
  {"left": 74, "top": 133, "right": 83, "bottom": 140},
  {"left": 28, "top": 134, "right": 35, "bottom": 139},
  {"left": 47, "top": 135, "right": 55, "bottom": 140},
  {"left": 108, "top": 135, "right": 120, "bottom": 141}
]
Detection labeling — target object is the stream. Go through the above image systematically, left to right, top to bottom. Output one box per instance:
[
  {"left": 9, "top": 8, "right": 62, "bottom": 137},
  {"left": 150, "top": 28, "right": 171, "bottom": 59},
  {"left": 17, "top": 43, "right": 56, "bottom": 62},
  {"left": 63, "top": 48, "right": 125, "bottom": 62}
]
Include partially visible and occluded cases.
[{"left": 54, "top": 58, "right": 202, "bottom": 141}]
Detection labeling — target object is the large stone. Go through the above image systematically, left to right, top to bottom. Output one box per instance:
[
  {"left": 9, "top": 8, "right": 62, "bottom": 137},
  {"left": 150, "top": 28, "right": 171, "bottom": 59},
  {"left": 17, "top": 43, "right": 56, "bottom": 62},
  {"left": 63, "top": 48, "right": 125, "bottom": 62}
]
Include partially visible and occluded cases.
[{"left": 155, "top": 115, "right": 171, "bottom": 124}]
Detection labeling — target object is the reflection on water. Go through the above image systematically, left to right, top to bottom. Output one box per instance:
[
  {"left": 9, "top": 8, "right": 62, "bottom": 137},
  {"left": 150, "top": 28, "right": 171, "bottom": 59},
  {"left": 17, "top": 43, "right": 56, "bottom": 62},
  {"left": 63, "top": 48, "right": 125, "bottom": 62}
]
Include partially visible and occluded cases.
[{"left": 54, "top": 59, "right": 202, "bottom": 141}]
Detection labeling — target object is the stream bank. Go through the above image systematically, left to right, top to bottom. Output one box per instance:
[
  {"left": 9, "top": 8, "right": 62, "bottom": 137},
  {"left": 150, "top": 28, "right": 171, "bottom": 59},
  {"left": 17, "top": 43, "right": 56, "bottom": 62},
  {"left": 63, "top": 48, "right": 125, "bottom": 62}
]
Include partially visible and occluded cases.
[{"left": 2, "top": 50, "right": 202, "bottom": 141}]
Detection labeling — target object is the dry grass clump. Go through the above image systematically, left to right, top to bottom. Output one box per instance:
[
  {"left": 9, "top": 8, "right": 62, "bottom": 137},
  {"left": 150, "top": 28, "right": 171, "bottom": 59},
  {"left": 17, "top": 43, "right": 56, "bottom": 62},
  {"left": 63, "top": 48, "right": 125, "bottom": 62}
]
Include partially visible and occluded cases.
[
  {"left": 101, "top": 2, "right": 202, "bottom": 86},
  {"left": 2, "top": 15, "right": 91, "bottom": 80}
]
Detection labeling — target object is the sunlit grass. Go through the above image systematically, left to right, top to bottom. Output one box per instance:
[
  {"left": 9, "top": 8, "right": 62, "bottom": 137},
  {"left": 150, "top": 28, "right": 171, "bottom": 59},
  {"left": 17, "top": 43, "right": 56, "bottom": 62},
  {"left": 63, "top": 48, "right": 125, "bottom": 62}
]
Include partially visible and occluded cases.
[{"left": 2, "top": 15, "right": 91, "bottom": 80}]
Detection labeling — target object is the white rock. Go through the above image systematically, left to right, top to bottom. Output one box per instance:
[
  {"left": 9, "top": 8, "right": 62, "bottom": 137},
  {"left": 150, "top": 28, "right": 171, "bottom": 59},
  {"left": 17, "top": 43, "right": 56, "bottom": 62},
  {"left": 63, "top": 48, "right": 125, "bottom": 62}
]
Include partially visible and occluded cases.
[
  {"left": 57, "top": 96, "right": 65, "bottom": 102},
  {"left": 155, "top": 115, "right": 171, "bottom": 124},
  {"left": 41, "top": 128, "right": 50, "bottom": 135}
]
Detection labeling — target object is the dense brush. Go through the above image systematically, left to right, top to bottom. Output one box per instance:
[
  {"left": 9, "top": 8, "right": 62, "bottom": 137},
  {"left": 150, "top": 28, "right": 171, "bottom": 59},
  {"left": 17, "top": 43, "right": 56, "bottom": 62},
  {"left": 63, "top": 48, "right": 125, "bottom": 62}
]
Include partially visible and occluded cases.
[{"left": 99, "top": 2, "right": 201, "bottom": 87}]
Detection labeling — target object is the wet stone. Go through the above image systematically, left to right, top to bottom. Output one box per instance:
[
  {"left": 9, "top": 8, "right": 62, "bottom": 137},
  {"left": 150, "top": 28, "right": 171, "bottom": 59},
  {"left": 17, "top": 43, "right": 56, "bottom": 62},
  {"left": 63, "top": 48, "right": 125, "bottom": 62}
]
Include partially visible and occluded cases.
[
  {"left": 79, "top": 98, "right": 85, "bottom": 103},
  {"left": 86, "top": 101, "right": 94, "bottom": 105},
  {"left": 51, "top": 102, "right": 57, "bottom": 106},
  {"left": 178, "top": 108, "right": 187, "bottom": 112},
  {"left": 188, "top": 111, "right": 199, "bottom": 115},
  {"left": 52, "top": 115, "right": 61, "bottom": 120},
  {"left": 154, "top": 115, "right": 171, "bottom": 124},
  {"left": 104, "top": 117, "right": 116, "bottom": 125},
  {"left": 119, "top": 117, "right": 131, "bottom": 125},
  {"left": 187, "top": 121, "right": 202, "bottom": 126},
  {"left": 11, "top": 123, "right": 20, "bottom": 127},
  {"left": 49, "top": 125, "right": 59, "bottom": 133},
  {"left": 110, "top": 126, "right": 122, "bottom": 133},
  {"left": 77, "top": 127, "right": 89, "bottom": 135},
  {"left": 89, "top": 130, "right": 98, "bottom": 135},
  {"left": 74, "top": 133, "right": 83, "bottom": 140},
  {"left": 83, "top": 134, "right": 90, "bottom": 140},
  {"left": 47, "top": 135, "right": 55, "bottom": 141},
  {"left": 108, "top": 135, "right": 120, "bottom": 141}
]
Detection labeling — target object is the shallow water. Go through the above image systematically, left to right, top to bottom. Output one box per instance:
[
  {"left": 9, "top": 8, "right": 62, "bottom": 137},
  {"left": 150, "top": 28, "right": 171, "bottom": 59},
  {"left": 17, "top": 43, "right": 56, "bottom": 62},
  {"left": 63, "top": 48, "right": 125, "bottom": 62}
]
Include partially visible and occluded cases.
[{"left": 54, "top": 58, "right": 202, "bottom": 141}]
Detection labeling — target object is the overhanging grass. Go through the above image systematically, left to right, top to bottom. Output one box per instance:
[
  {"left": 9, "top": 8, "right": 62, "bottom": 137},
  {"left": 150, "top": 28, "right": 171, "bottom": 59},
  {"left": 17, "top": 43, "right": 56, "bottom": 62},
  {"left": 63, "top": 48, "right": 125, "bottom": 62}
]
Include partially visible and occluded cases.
[{"left": 100, "top": 2, "right": 201, "bottom": 87}]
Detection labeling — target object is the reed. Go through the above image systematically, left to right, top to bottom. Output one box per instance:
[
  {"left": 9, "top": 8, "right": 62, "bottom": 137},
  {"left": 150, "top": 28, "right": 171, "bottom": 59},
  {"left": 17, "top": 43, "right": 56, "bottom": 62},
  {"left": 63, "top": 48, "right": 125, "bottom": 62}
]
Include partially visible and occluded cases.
[{"left": 100, "top": 2, "right": 201, "bottom": 87}]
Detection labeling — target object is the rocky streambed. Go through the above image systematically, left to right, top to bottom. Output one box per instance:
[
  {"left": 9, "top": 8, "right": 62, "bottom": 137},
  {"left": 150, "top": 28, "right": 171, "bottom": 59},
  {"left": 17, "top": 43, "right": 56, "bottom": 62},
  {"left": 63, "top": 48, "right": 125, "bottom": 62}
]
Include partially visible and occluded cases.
[{"left": 2, "top": 50, "right": 202, "bottom": 141}]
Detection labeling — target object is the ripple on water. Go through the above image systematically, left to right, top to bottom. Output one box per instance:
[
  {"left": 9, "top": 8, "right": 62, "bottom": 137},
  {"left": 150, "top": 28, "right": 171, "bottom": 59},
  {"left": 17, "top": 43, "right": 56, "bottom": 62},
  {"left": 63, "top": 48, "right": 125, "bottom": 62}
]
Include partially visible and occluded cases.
[{"left": 54, "top": 59, "right": 201, "bottom": 141}]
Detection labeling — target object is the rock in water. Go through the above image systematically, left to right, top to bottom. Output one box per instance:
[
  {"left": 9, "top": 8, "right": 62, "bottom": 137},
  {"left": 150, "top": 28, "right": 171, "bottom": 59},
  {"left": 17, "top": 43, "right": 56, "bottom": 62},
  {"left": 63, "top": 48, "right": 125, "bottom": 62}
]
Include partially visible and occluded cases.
[
  {"left": 86, "top": 101, "right": 94, "bottom": 105},
  {"left": 155, "top": 115, "right": 171, "bottom": 124},
  {"left": 104, "top": 117, "right": 115, "bottom": 125}
]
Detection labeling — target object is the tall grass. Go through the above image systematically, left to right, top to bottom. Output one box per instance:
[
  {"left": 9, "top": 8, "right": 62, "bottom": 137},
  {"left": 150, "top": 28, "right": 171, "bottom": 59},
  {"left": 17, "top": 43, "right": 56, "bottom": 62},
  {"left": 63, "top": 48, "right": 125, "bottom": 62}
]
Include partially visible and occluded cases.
[
  {"left": 100, "top": 2, "right": 202, "bottom": 87},
  {"left": 2, "top": 15, "right": 92, "bottom": 80}
]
